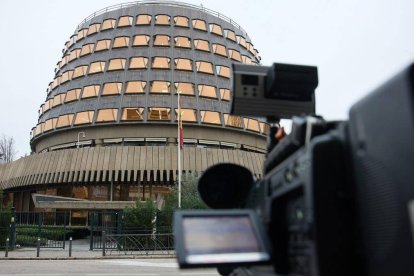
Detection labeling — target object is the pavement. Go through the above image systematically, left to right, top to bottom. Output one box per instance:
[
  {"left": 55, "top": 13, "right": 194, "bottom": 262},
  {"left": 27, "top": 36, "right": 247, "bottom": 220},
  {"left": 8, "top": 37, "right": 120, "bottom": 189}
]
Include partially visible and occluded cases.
[{"left": 0, "top": 238, "right": 175, "bottom": 260}]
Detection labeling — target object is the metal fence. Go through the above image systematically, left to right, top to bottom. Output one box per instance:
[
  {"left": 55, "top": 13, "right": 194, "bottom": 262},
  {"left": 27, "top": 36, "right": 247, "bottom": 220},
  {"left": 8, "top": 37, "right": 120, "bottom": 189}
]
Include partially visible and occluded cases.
[{"left": 0, "top": 211, "right": 11, "bottom": 249}]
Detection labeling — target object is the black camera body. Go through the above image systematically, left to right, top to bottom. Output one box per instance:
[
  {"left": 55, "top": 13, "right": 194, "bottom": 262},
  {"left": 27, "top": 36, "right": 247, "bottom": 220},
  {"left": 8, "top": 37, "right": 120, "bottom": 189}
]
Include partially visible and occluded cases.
[{"left": 174, "top": 63, "right": 414, "bottom": 276}]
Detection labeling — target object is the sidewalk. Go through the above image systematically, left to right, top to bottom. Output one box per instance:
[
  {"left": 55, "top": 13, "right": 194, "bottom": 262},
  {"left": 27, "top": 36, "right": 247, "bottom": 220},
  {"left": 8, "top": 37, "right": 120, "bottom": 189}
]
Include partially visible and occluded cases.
[{"left": 0, "top": 238, "right": 175, "bottom": 260}]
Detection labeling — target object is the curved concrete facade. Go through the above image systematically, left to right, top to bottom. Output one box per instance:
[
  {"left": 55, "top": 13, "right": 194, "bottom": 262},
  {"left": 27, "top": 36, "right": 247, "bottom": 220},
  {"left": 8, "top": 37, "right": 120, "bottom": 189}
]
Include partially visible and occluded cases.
[{"left": 0, "top": 2, "right": 266, "bottom": 213}]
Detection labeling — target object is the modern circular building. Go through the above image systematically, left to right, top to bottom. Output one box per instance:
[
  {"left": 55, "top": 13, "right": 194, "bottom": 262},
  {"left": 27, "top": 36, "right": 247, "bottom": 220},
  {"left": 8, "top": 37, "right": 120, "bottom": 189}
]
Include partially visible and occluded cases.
[{"left": 0, "top": 1, "right": 267, "bottom": 220}]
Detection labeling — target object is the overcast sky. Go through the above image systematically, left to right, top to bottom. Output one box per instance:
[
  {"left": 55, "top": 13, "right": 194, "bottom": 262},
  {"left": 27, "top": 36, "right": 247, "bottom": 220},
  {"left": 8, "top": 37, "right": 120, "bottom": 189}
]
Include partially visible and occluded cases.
[{"left": 0, "top": 0, "right": 413, "bottom": 156}]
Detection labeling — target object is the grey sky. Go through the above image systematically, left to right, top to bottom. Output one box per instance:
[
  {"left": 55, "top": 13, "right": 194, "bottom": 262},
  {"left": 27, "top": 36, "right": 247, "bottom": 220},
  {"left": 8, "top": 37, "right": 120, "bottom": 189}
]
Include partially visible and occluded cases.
[{"left": 0, "top": 0, "right": 413, "bottom": 156}]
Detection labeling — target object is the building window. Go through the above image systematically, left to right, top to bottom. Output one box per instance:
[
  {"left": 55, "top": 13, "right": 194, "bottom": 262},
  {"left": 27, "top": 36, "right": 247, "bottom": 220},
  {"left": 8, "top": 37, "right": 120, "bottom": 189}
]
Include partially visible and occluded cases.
[
  {"left": 136, "top": 14, "right": 151, "bottom": 25},
  {"left": 155, "top": 15, "right": 170, "bottom": 25},
  {"left": 118, "top": 16, "right": 133, "bottom": 27},
  {"left": 174, "top": 16, "right": 189, "bottom": 27},
  {"left": 101, "top": 18, "right": 116, "bottom": 31},
  {"left": 192, "top": 19, "right": 207, "bottom": 31},
  {"left": 88, "top": 23, "right": 101, "bottom": 36},
  {"left": 209, "top": 24, "right": 223, "bottom": 36},
  {"left": 76, "top": 28, "right": 88, "bottom": 42},
  {"left": 224, "top": 29, "right": 236, "bottom": 41},
  {"left": 133, "top": 35, "right": 150, "bottom": 46},
  {"left": 153, "top": 35, "right": 170, "bottom": 47},
  {"left": 237, "top": 35, "right": 247, "bottom": 48},
  {"left": 113, "top": 36, "right": 130, "bottom": 48},
  {"left": 174, "top": 36, "right": 191, "bottom": 48},
  {"left": 95, "top": 39, "right": 111, "bottom": 52},
  {"left": 194, "top": 39, "right": 210, "bottom": 52},
  {"left": 80, "top": 43, "right": 94, "bottom": 56},
  {"left": 212, "top": 44, "right": 227, "bottom": 57},
  {"left": 68, "top": 49, "right": 81, "bottom": 62},
  {"left": 228, "top": 49, "right": 242, "bottom": 62},
  {"left": 60, "top": 55, "right": 69, "bottom": 68},
  {"left": 241, "top": 55, "right": 252, "bottom": 64},
  {"left": 129, "top": 56, "right": 148, "bottom": 69},
  {"left": 152, "top": 57, "right": 170, "bottom": 69},
  {"left": 108, "top": 58, "right": 126, "bottom": 71},
  {"left": 174, "top": 58, "right": 192, "bottom": 71},
  {"left": 88, "top": 61, "right": 105, "bottom": 74},
  {"left": 196, "top": 61, "right": 214, "bottom": 75},
  {"left": 73, "top": 65, "right": 88, "bottom": 79},
  {"left": 216, "top": 65, "right": 231, "bottom": 78},
  {"left": 61, "top": 70, "right": 74, "bottom": 84},
  {"left": 125, "top": 81, "right": 146, "bottom": 94},
  {"left": 150, "top": 81, "right": 170, "bottom": 93},
  {"left": 102, "top": 82, "right": 122, "bottom": 96},
  {"left": 175, "top": 82, "right": 194, "bottom": 95},
  {"left": 82, "top": 85, "right": 100, "bottom": 98},
  {"left": 198, "top": 85, "right": 217, "bottom": 98},
  {"left": 65, "top": 88, "right": 81, "bottom": 103},
  {"left": 220, "top": 88, "right": 231, "bottom": 101},
  {"left": 52, "top": 94, "right": 65, "bottom": 107},
  {"left": 43, "top": 99, "right": 53, "bottom": 112},
  {"left": 148, "top": 107, "right": 171, "bottom": 120},
  {"left": 96, "top": 108, "right": 118, "bottom": 122},
  {"left": 121, "top": 108, "right": 144, "bottom": 121},
  {"left": 175, "top": 108, "right": 197, "bottom": 122},
  {"left": 74, "top": 111, "right": 94, "bottom": 125},
  {"left": 200, "top": 111, "right": 221, "bottom": 125},
  {"left": 56, "top": 114, "right": 74, "bottom": 128},
  {"left": 224, "top": 114, "right": 242, "bottom": 128},
  {"left": 43, "top": 118, "right": 58, "bottom": 132},
  {"left": 244, "top": 118, "right": 260, "bottom": 132},
  {"left": 260, "top": 122, "right": 270, "bottom": 135},
  {"left": 35, "top": 123, "right": 44, "bottom": 136}
]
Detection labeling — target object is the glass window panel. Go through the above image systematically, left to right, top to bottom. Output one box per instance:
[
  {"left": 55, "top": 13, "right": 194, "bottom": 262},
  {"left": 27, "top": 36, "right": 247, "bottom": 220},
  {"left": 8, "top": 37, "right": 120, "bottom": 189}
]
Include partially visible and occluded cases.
[
  {"left": 136, "top": 14, "right": 151, "bottom": 25},
  {"left": 155, "top": 15, "right": 170, "bottom": 25},
  {"left": 118, "top": 16, "right": 133, "bottom": 27},
  {"left": 174, "top": 16, "right": 189, "bottom": 27},
  {"left": 101, "top": 18, "right": 116, "bottom": 31},
  {"left": 192, "top": 19, "right": 207, "bottom": 31},
  {"left": 88, "top": 23, "right": 101, "bottom": 35},
  {"left": 209, "top": 24, "right": 223, "bottom": 36},
  {"left": 76, "top": 29, "right": 88, "bottom": 42},
  {"left": 224, "top": 29, "right": 236, "bottom": 41},
  {"left": 133, "top": 35, "right": 150, "bottom": 46},
  {"left": 153, "top": 35, "right": 170, "bottom": 46},
  {"left": 237, "top": 35, "right": 247, "bottom": 48},
  {"left": 113, "top": 36, "right": 130, "bottom": 48},
  {"left": 174, "top": 36, "right": 191, "bottom": 48},
  {"left": 95, "top": 39, "right": 111, "bottom": 52},
  {"left": 194, "top": 39, "right": 209, "bottom": 52},
  {"left": 80, "top": 43, "right": 94, "bottom": 56},
  {"left": 212, "top": 44, "right": 227, "bottom": 56},
  {"left": 68, "top": 49, "right": 81, "bottom": 62},
  {"left": 228, "top": 49, "right": 242, "bottom": 62},
  {"left": 61, "top": 55, "right": 69, "bottom": 67},
  {"left": 241, "top": 55, "right": 252, "bottom": 64},
  {"left": 129, "top": 56, "right": 148, "bottom": 69},
  {"left": 152, "top": 57, "right": 170, "bottom": 69},
  {"left": 108, "top": 58, "right": 126, "bottom": 71},
  {"left": 174, "top": 58, "right": 192, "bottom": 71},
  {"left": 88, "top": 61, "right": 105, "bottom": 74},
  {"left": 196, "top": 61, "right": 214, "bottom": 74},
  {"left": 73, "top": 65, "right": 88, "bottom": 78},
  {"left": 216, "top": 65, "right": 231, "bottom": 78},
  {"left": 61, "top": 70, "right": 74, "bottom": 83},
  {"left": 51, "top": 78, "right": 59, "bottom": 90},
  {"left": 125, "top": 81, "right": 146, "bottom": 94},
  {"left": 150, "top": 81, "right": 170, "bottom": 93},
  {"left": 102, "top": 82, "right": 122, "bottom": 95},
  {"left": 175, "top": 82, "right": 194, "bottom": 95},
  {"left": 82, "top": 85, "right": 100, "bottom": 98},
  {"left": 198, "top": 85, "right": 217, "bottom": 98},
  {"left": 65, "top": 88, "right": 81, "bottom": 102},
  {"left": 220, "top": 88, "right": 231, "bottom": 101},
  {"left": 52, "top": 94, "right": 65, "bottom": 107},
  {"left": 43, "top": 99, "right": 52, "bottom": 112},
  {"left": 148, "top": 107, "right": 171, "bottom": 120},
  {"left": 96, "top": 108, "right": 118, "bottom": 122},
  {"left": 121, "top": 108, "right": 144, "bottom": 121},
  {"left": 175, "top": 108, "right": 196, "bottom": 122},
  {"left": 74, "top": 111, "right": 94, "bottom": 125},
  {"left": 200, "top": 111, "right": 221, "bottom": 125},
  {"left": 56, "top": 114, "right": 74, "bottom": 128},
  {"left": 224, "top": 114, "right": 242, "bottom": 128},
  {"left": 43, "top": 118, "right": 58, "bottom": 132},
  {"left": 244, "top": 118, "right": 260, "bottom": 132},
  {"left": 260, "top": 122, "right": 270, "bottom": 135},
  {"left": 35, "top": 123, "right": 44, "bottom": 135}
]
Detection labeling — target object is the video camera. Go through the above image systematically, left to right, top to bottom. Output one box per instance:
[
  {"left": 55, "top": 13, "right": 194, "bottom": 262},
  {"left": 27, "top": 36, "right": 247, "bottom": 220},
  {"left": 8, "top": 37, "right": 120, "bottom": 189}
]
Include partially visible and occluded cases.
[{"left": 174, "top": 62, "right": 414, "bottom": 275}]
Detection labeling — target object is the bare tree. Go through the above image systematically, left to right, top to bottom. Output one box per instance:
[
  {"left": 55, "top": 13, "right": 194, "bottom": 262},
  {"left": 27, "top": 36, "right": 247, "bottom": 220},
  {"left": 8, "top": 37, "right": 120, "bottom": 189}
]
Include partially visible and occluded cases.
[{"left": 0, "top": 134, "right": 17, "bottom": 163}]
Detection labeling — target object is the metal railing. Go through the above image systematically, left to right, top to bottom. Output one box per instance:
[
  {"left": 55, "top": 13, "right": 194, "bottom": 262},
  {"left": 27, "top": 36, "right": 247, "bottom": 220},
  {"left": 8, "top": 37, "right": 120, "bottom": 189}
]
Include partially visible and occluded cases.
[{"left": 75, "top": 0, "right": 250, "bottom": 39}]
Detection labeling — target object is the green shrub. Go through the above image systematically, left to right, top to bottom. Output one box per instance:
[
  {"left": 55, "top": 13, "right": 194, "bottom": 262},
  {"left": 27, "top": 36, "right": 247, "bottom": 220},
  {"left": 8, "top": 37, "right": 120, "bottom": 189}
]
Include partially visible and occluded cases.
[{"left": 16, "top": 235, "right": 47, "bottom": 247}]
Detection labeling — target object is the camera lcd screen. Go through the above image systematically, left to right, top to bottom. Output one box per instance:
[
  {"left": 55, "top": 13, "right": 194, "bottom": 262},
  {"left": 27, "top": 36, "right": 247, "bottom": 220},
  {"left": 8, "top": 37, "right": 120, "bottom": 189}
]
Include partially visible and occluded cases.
[{"left": 175, "top": 210, "right": 271, "bottom": 267}]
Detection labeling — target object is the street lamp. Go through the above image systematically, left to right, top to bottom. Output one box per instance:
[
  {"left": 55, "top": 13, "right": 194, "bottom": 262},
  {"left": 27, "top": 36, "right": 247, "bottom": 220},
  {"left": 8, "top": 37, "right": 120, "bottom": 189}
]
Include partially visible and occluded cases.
[{"left": 77, "top": 132, "right": 86, "bottom": 148}]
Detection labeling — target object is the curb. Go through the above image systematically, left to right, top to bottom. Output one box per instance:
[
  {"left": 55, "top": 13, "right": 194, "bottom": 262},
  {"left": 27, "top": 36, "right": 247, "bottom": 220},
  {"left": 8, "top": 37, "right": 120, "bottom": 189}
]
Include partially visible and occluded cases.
[{"left": 0, "top": 255, "right": 176, "bottom": 261}]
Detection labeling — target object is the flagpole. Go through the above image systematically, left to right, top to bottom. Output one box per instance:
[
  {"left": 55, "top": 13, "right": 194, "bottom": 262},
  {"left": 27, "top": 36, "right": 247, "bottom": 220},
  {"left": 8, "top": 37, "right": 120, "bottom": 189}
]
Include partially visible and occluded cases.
[{"left": 177, "top": 91, "right": 182, "bottom": 208}]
